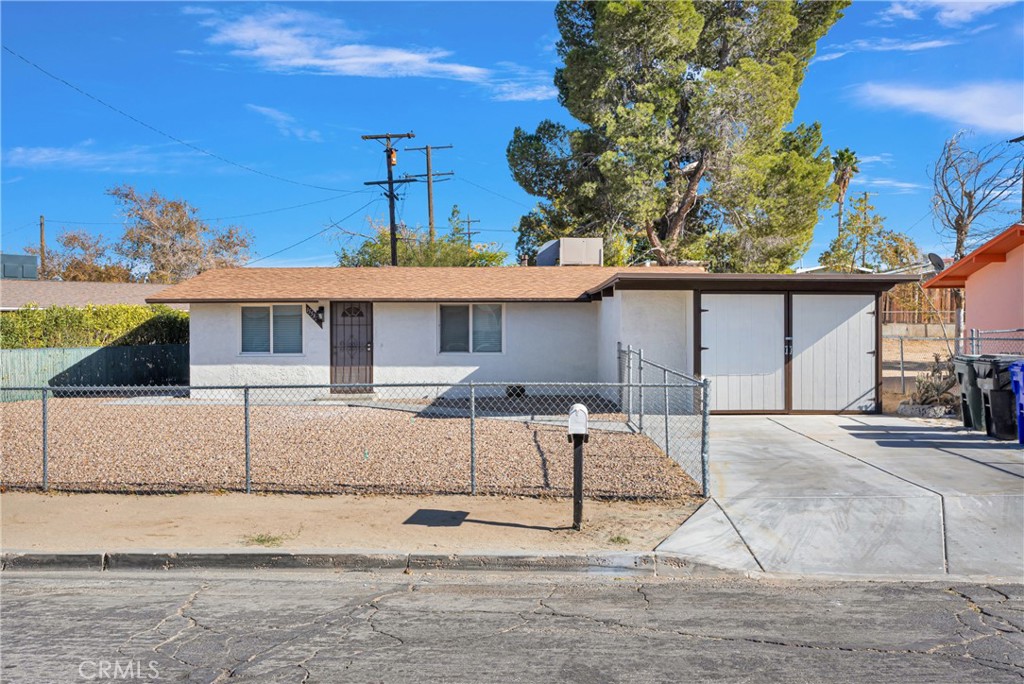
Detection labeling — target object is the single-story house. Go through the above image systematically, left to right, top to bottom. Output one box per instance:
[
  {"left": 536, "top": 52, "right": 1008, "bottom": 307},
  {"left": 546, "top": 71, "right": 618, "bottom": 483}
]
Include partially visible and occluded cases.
[
  {"left": 924, "top": 222, "right": 1024, "bottom": 333},
  {"left": 148, "top": 256, "right": 914, "bottom": 414},
  {"left": 0, "top": 279, "right": 187, "bottom": 311}
]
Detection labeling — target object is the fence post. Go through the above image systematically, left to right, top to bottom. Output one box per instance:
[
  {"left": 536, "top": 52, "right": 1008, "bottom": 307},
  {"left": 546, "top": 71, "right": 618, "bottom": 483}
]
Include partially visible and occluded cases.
[
  {"left": 970, "top": 328, "right": 978, "bottom": 355},
  {"left": 899, "top": 337, "right": 906, "bottom": 394},
  {"left": 626, "top": 345, "right": 633, "bottom": 422},
  {"left": 638, "top": 348, "right": 645, "bottom": 433},
  {"left": 663, "top": 368, "right": 670, "bottom": 459},
  {"left": 700, "top": 379, "right": 711, "bottom": 498},
  {"left": 470, "top": 384, "right": 477, "bottom": 495},
  {"left": 41, "top": 387, "right": 48, "bottom": 492},
  {"left": 244, "top": 387, "right": 251, "bottom": 494}
]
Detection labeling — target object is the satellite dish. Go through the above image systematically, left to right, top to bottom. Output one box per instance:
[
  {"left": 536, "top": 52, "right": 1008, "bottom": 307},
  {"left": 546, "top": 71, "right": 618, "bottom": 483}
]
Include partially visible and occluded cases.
[{"left": 927, "top": 253, "right": 945, "bottom": 272}]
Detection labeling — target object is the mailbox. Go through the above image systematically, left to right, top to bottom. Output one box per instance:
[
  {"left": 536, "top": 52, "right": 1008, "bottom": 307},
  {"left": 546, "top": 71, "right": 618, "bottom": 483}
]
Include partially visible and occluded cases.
[{"left": 568, "top": 403, "right": 589, "bottom": 442}]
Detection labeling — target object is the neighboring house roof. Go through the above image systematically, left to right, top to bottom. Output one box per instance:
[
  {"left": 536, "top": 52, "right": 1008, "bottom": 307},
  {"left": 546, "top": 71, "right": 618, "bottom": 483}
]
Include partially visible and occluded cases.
[
  {"left": 924, "top": 223, "right": 1024, "bottom": 289},
  {"left": 146, "top": 264, "right": 916, "bottom": 304},
  {"left": 794, "top": 265, "right": 875, "bottom": 274},
  {"left": 146, "top": 266, "right": 707, "bottom": 303},
  {"left": 0, "top": 280, "right": 186, "bottom": 311}
]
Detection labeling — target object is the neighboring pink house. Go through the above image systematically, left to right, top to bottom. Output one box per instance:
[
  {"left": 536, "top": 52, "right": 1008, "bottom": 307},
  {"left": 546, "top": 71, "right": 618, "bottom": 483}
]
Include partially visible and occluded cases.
[{"left": 924, "top": 223, "right": 1024, "bottom": 333}]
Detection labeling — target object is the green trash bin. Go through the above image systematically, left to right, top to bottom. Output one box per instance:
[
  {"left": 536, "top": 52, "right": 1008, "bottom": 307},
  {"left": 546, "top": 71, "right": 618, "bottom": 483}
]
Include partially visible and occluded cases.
[
  {"left": 953, "top": 354, "right": 983, "bottom": 430},
  {"left": 972, "top": 355, "right": 1022, "bottom": 440}
]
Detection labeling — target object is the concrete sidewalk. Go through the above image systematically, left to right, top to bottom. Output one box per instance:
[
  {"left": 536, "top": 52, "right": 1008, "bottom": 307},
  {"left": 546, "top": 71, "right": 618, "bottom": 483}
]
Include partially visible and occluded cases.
[{"left": 657, "top": 415, "right": 1024, "bottom": 580}]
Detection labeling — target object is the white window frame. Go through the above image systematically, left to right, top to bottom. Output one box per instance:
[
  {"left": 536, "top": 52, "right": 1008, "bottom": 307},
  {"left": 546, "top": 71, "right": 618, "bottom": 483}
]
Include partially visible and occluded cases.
[
  {"left": 437, "top": 303, "right": 505, "bottom": 355},
  {"left": 239, "top": 304, "right": 305, "bottom": 356}
]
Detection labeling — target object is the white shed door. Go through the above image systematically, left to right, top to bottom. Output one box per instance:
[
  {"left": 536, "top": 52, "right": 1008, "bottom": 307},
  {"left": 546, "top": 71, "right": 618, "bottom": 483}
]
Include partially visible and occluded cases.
[
  {"left": 701, "top": 294, "right": 785, "bottom": 411},
  {"left": 792, "top": 294, "right": 876, "bottom": 411}
]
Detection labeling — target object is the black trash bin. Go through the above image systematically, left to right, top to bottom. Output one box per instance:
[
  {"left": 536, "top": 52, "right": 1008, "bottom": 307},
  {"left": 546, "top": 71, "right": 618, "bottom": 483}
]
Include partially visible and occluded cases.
[
  {"left": 953, "top": 354, "right": 983, "bottom": 430},
  {"left": 971, "top": 355, "right": 1022, "bottom": 440}
]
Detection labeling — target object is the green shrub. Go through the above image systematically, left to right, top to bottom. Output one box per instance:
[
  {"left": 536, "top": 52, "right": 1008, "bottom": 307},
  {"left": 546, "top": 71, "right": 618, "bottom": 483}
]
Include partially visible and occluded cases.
[{"left": 0, "top": 304, "right": 188, "bottom": 349}]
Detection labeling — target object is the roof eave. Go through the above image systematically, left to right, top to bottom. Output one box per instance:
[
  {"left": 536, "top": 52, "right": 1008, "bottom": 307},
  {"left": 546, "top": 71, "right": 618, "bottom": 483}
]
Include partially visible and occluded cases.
[{"left": 585, "top": 272, "right": 919, "bottom": 296}]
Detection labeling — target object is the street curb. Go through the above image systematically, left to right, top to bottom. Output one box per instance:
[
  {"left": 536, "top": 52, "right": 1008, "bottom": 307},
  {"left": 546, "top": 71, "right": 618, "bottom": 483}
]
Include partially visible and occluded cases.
[
  {"left": 1, "top": 550, "right": 733, "bottom": 576},
  {"left": 105, "top": 551, "right": 409, "bottom": 571},
  {"left": 1, "top": 552, "right": 105, "bottom": 571}
]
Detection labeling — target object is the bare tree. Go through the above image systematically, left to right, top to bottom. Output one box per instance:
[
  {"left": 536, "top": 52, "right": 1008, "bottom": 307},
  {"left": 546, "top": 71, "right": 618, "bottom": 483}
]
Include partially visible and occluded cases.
[
  {"left": 931, "top": 132, "right": 1024, "bottom": 345},
  {"left": 109, "top": 185, "right": 251, "bottom": 283}
]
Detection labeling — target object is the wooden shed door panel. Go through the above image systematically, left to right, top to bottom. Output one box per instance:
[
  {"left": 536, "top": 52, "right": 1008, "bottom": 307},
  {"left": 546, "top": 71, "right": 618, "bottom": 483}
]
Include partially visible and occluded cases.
[
  {"left": 701, "top": 294, "right": 786, "bottom": 411},
  {"left": 792, "top": 294, "right": 876, "bottom": 411},
  {"left": 331, "top": 302, "right": 373, "bottom": 391}
]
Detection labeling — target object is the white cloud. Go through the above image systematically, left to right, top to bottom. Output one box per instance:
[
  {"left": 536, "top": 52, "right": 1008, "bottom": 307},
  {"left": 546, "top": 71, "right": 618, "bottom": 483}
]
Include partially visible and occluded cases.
[
  {"left": 877, "top": 1, "right": 1017, "bottom": 27},
  {"left": 181, "top": 6, "right": 218, "bottom": 16},
  {"left": 194, "top": 6, "right": 556, "bottom": 102},
  {"left": 203, "top": 7, "right": 486, "bottom": 81},
  {"left": 813, "top": 36, "right": 956, "bottom": 63},
  {"left": 490, "top": 63, "right": 558, "bottom": 102},
  {"left": 857, "top": 81, "right": 1024, "bottom": 134},
  {"left": 246, "top": 104, "right": 323, "bottom": 143},
  {"left": 3, "top": 140, "right": 197, "bottom": 173},
  {"left": 858, "top": 153, "right": 895, "bottom": 165},
  {"left": 851, "top": 176, "right": 928, "bottom": 194}
]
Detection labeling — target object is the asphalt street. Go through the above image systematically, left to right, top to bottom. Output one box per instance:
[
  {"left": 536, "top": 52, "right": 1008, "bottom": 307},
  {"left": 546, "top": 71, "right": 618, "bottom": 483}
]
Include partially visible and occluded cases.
[{"left": 2, "top": 570, "right": 1022, "bottom": 683}]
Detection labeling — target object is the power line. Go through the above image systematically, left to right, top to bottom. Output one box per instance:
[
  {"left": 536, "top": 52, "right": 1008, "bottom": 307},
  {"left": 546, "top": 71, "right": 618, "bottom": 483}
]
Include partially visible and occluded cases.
[
  {"left": 2, "top": 44, "right": 360, "bottom": 194},
  {"left": 456, "top": 177, "right": 533, "bottom": 209},
  {"left": 41, "top": 192, "right": 373, "bottom": 228},
  {"left": 246, "top": 198, "right": 379, "bottom": 265}
]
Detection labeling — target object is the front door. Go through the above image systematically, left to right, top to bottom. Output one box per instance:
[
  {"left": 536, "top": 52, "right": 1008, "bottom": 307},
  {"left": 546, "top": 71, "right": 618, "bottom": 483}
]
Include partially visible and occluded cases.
[{"left": 331, "top": 302, "right": 373, "bottom": 391}]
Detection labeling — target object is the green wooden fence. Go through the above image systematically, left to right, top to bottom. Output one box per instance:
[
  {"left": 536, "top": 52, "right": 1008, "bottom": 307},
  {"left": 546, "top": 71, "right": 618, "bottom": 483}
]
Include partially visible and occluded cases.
[{"left": 1, "top": 345, "right": 188, "bottom": 400}]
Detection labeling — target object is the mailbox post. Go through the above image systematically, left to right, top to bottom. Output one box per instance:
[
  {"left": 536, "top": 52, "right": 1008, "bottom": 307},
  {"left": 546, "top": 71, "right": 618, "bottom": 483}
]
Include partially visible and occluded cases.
[{"left": 567, "top": 403, "right": 589, "bottom": 531}]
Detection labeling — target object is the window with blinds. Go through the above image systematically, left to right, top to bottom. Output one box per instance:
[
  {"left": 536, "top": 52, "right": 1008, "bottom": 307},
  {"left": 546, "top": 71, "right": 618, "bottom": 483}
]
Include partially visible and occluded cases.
[
  {"left": 439, "top": 304, "right": 502, "bottom": 353},
  {"left": 471, "top": 304, "right": 502, "bottom": 353},
  {"left": 241, "top": 305, "right": 303, "bottom": 354},
  {"left": 272, "top": 305, "right": 303, "bottom": 354},
  {"left": 439, "top": 305, "right": 470, "bottom": 352},
  {"left": 241, "top": 307, "right": 271, "bottom": 353}
]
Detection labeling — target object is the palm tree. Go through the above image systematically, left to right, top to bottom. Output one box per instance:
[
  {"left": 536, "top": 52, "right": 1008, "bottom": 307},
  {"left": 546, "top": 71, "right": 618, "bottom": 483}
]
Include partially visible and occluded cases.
[{"left": 831, "top": 148, "right": 860, "bottom": 238}]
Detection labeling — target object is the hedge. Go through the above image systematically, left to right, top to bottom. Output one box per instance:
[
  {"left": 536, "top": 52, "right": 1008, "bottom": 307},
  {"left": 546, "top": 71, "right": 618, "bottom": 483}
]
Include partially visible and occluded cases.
[{"left": 0, "top": 304, "right": 189, "bottom": 349}]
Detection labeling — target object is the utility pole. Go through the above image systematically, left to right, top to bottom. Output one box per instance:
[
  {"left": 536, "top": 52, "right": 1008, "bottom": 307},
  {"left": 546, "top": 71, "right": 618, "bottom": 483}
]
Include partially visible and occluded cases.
[
  {"left": 363, "top": 132, "right": 416, "bottom": 266},
  {"left": 404, "top": 144, "right": 453, "bottom": 243},
  {"left": 39, "top": 215, "right": 46, "bottom": 276},
  {"left": 463, "top": 215, "right": 480, "bottom": 247}
]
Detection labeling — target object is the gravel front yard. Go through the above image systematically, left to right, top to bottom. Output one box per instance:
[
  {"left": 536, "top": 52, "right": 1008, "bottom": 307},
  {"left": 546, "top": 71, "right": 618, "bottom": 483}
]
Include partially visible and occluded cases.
[{"left": 0, "top": 398, "right": 699, "bottom": 499}]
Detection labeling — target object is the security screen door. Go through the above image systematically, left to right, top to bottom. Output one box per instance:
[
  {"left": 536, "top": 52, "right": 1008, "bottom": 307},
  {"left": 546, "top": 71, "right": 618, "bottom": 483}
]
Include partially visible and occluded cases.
[{"left": 331, "top": 302, "right": 373, "bottom": 391}]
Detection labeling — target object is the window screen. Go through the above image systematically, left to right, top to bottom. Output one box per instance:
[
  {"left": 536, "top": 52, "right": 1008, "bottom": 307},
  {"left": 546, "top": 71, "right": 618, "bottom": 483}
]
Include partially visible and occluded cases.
[
  {"left": 472, "top": 304, "right": 502, "bottom": 352},
  {"left": 272, "top": 305, "right": 303, "bottom": 354},
  {"left": 439, "top": 305, "right": 470, "bottom": 352},
  {"left": 241, "top": 307, "right": 271, "bottom": 353}
]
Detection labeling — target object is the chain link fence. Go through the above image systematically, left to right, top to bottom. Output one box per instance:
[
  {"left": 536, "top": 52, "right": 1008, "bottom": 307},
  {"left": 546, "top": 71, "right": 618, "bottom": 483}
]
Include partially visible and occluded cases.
[
  {"left": 970, "top": 329, "right": 1024, "bottom": 356},
  {"left": 618, "top": 344, "right": 710, "bottom": 493},
  {"left": 1, "top": 369, "right": 709, "bottom": 499}
]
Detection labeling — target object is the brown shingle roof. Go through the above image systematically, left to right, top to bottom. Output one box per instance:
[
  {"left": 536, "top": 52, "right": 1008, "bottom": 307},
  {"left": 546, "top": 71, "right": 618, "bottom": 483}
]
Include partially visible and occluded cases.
[
  {"left": 145, "top": 265, "right": 707, "bottom": 304},
  {"left": 1, "top": 280, "right": 187, "bottom": 310}
]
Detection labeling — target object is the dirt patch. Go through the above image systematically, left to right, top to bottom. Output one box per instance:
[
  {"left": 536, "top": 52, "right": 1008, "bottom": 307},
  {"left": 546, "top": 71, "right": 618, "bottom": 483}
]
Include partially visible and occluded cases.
[
  {"left": 881, "top": 337, "right": 958, "bottom": 414},
  {"left": 0, "top": 398, "right": 700, "bottom": 500},
  {"left": 0, "top": 492, "right": 702, "bottom": 553}
]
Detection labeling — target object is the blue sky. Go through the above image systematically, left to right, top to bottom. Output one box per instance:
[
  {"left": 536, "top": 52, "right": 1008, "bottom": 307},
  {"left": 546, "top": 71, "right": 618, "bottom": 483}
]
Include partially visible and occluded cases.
[{"left": 2, "top": 1, "right": 1022, "bottom": 269}]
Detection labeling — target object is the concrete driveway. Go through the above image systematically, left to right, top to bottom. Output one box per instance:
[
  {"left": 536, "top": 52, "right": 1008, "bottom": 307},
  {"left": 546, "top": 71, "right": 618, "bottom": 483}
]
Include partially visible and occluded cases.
[{"left": 658, "top": 415, "right": 1024, "bottom": 580}]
